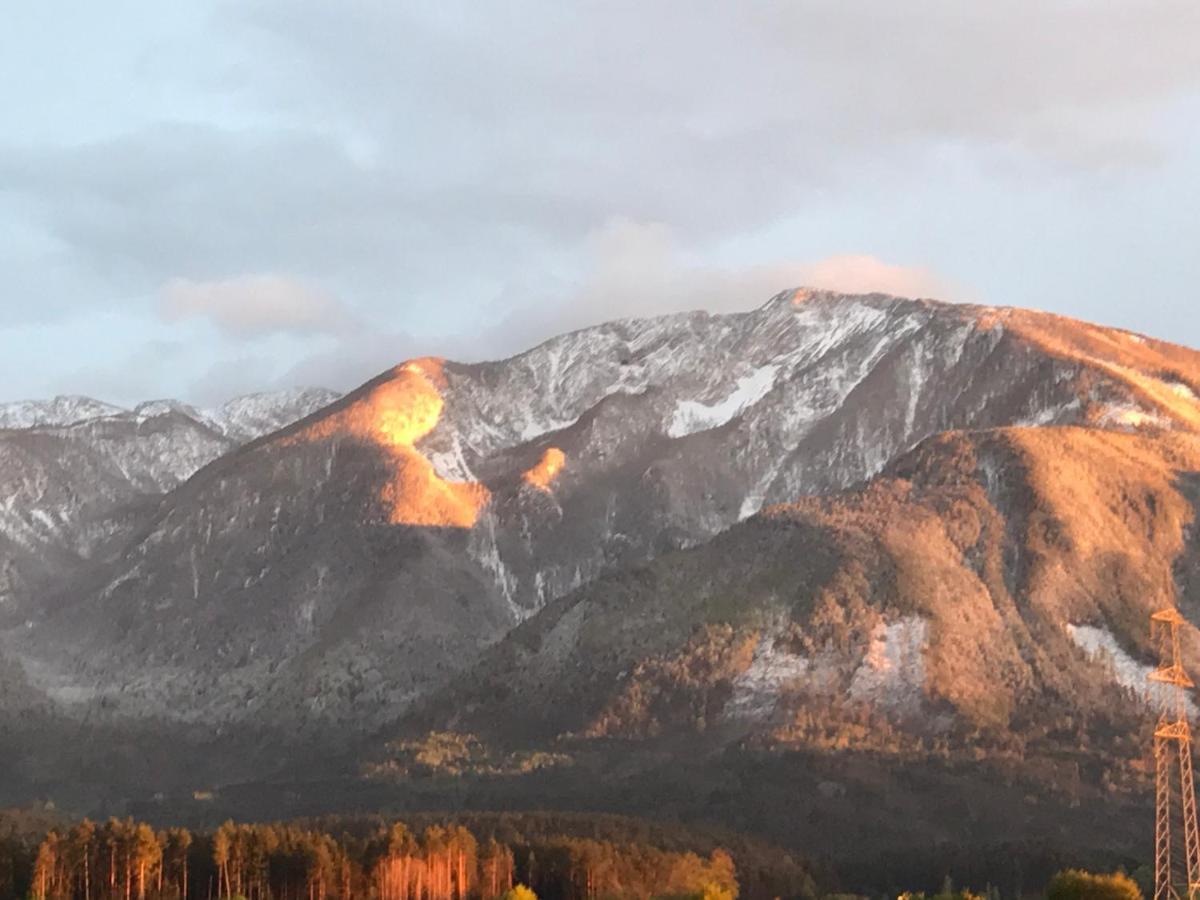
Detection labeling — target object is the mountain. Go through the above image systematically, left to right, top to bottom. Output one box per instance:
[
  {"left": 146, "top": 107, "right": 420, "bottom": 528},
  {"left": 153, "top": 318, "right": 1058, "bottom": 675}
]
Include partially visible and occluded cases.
[
  {"left": 2, "top": 288, "right": 1198, "bottom": 876},
  {"left": 6, "top": 290, "right": 1195, "bottom": 731},
  {"left": 0, "top": 387, "right": 340, "bottom": 624},
  {"left": 0, "top": 387, "right": 343, "bottom": 446},
  {"left": 208, "top": 388, "right": 349, "bottom": 443},
  {"left": 0, "top": 396, "right": 127, "bottom": 430},
  {"left": 380, "top": 421, "right": 1200, "bottom": 874},
  {"left": 413, "top": 423, "right": 1193, "bottom": 748}
]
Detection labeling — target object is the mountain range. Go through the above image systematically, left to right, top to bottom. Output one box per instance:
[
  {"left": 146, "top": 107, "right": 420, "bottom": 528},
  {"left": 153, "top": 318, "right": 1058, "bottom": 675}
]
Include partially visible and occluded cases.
[
  {"left": 2, "top": 288, "right": 1197, "bottom": 880},
  {"left": 0, "top": 388, "right": 340, "bottom": 628}
]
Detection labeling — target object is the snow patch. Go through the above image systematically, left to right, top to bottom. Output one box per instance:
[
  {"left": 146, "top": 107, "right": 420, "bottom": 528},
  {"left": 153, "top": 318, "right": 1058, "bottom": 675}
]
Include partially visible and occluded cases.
[
  {"left": 787, "top": 298, "right": 891, "bottom": 363},
  {"left": 668, "top": 365, "right": 779, "bottom": 438},
  {"left": 1169, "top": 381, "right": 1198, "bottom": 401},
  {"left": 1016, "top": 398, "right": 1083, "bottom": 427},
  {"left": 1099, "top": 403, "right": 1170, "bottom": 430},
  {"left": 519, "top": 415, "right": 580, "bottom": 442},
  {"left": 428, "top": 434, "right": 477, "bottom": 482},
  {"left": 737, "top": 482, "right": 773, "bottom": 521},
  {"left": 28, "top": 509, "right": 55, "bottom": 531},
  {"left": 470, "top": 512, "right": 524, "bottom": 623},
  {"left": 849, "top": 617, "right": 927, "bottom": 711},
  {"left": 1067, "top": 623, "right": 1197, "bottom": 715},
  {"left": 726, "top": 634, "right": 810, "bottom": 721}
]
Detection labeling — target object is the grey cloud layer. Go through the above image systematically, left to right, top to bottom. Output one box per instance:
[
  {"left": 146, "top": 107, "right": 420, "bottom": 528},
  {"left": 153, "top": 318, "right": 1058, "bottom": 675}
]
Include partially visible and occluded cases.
[{"left": 1, "top": 1, "right": 1198, "bottom": 400}]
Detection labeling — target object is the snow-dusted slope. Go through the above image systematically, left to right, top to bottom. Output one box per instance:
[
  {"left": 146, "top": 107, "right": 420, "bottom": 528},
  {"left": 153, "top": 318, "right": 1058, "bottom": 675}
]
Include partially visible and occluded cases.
[
  {"left": 15, "top": 287, "right": 1200, "bottom": 736},
  {"left": 0, "top": 386, "right": 339, "bottom": 621},
  {"left": 207, "top": 387, "right": 342, "bottom": 443},
  {"left": 1, "top": 388, "right": 341, "bottom": 445}
]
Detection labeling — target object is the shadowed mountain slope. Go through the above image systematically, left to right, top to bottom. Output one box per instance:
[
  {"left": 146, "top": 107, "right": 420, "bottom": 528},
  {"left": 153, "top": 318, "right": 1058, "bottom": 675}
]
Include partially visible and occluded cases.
[{"left": 0, "top": 389, "right": 338, "bottom": 626}]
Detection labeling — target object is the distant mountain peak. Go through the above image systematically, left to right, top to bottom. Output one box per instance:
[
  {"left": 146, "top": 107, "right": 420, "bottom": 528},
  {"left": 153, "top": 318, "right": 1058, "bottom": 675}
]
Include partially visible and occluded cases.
[
  {"left": 0, "top": 383, "right": 343, "bottom": 629},
  {"left": 0, "top": 386, "right": 341, "bottom": 441},
  {"left": 206, "top": 386, "right": 342, "bottom": 442},
  {"left": 0, "top": 395, "right": 125, "bottom": 430}
]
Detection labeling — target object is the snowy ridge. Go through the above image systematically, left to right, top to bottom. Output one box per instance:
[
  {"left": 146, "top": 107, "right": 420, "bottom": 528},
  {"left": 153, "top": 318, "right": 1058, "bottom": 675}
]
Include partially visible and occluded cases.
[
  {"left": 438, "top": 292, "right": 923, "bottom": 463},
  {"left": 0, "top": 385, "right": 341, "bottom": 617},
  {"left": 0, "top": 387, "right": 339, "bottom": 442},
  {"left": 208, "top": 387, "right": 341, "bottom": 442},
  {"left": 0, "top": 396, "right": 125, "bottom": 430}
]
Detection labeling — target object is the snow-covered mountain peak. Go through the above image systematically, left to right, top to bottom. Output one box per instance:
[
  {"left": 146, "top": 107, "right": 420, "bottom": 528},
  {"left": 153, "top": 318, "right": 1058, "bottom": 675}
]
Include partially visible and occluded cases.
[
  {"left": 431, "top": 288, "right": 939, "bottom": 461},
  {"left": 0, "top": 383, "right": 343, "bottom": 625},
  {"left": 0, "top": 386, "right": 341, "bottom": 443},
  {"left": 209, "top": 386, "right": 341, "bottom": 442},
  {"left": 0, "top": 395, "right": 126, "bottom": 430},
  {"left": 133, "top": 399, "right": 211, "bottom": 423}
]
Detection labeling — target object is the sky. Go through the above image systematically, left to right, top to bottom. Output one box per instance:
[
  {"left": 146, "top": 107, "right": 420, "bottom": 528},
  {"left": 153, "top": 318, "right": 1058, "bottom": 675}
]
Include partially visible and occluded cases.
[{"left": 1, "top": 2, "right": 1199, "bottom": 407}]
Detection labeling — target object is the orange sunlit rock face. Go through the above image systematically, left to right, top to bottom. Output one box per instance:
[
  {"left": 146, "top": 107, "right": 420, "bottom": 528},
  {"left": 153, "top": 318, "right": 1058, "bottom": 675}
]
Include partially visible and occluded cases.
[
  {"left": 790, "top": 288, "right": 813, "bottom": 306},
  {"left": 983, "top": 309, "right": 1200, "bottom": 432},
  {"left": 296, "top": 358, "right": 489, "bottom": 527},
  {"left": 523, "top": 447, "right": 566, "bottom": 492}
]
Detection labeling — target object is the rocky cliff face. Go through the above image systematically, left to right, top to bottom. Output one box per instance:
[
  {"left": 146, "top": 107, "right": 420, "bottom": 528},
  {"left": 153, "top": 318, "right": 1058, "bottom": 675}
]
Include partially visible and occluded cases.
[{"left": 8, "top": 288, "right": 1198, "bottom": 756}]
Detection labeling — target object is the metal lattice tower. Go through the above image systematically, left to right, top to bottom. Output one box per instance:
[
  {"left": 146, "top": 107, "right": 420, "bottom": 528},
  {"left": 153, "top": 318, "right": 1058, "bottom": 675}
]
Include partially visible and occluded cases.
[{"left": 1150, "top": 608, "right": 1200, "bottom": 900}]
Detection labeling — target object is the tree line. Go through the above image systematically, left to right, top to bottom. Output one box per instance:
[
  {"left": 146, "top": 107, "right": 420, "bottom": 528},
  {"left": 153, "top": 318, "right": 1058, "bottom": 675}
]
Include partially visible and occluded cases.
[{"left": 4, "top": 817, "right": 739, "bottom": 900}]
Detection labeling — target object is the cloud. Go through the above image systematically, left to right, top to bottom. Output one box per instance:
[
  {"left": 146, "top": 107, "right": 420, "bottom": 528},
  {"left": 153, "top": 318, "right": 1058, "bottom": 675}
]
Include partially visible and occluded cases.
[
  {"left": 5, "top": 1, "right": 1198, "bottom": 329},
  {"left": 237, "top": 1, "right": 1200, "bottom": 177},
  {"left": 2, "top": 2, "right": 1199, "bottom": 401},
  {"left": 278, "top": 218, "right": 968, "bottom": 394},
  {"left": 474, "top": 219, "right": 969, "bottom": 361},
  {"left": 578, "top": 219, "right": 963, "bottom": 309},
  {"left": 787, "top": 255, "right": 961, "bottom": 302},
  {"left": 161, "top": 273, "right": 353, "bottom": 338},
  {"left": 278, "top": 328, "right": 423, "bottom": 394},
  {"left": 51, "top": 338, "right": 193, "bottom": 408},
  {"left": 186, "top": 353, "right": 280, "bottom": 407}
]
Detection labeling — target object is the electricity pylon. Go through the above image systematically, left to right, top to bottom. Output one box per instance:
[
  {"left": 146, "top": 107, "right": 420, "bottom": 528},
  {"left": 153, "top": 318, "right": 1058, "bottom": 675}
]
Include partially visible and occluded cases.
[{"left": 1150, "top": 608, "right": 1200, "bottom": 900}]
